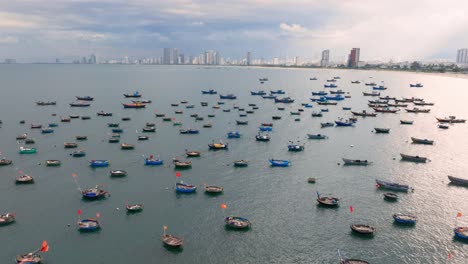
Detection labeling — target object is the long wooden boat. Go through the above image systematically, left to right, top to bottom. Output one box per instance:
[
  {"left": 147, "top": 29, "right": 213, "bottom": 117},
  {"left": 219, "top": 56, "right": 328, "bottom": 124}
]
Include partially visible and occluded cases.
[
  {"left": 201, "top": 89, "right": 217, "bottom": 94},
  {"left": 123, "top": 92, "right": 142, "bottom": 98},
  {"left": 362, "top": 92, "right": 380, "bottom": 96},
  {"left": 219, "top": 94, "right": 237, "bottom": 99},
  {"left": 76, "top": 96, "right": 94, "bottom": 101},
  {"left": 36, "top": 101, "right": 56, "bottom": 106},
  {"left": 70, "top": 102, "right": 90, "bottom": 107},
  {"left": 122, "top": 102, "right": 146, "bottom": 108},
  {"left": 373, "top": 107, "right": 399, "bottom": 113},
  {"left": 405, "top": 108, "right": 430, "bottom": 113},
  {"left": 351, "top": 111, "right": 376, "bottom": 117},
  {"left": 436, "top": 116, "right": 466, "bottom": 123},
  {"left": 400, "top": 120, "right": 414, "bottom": 125},
  {"left": 321, "top": 122, "right": 334, "bottom": 128},
  {"left": 307, "top": 134, "right": 327, "bottom": 139},
  {"left": 410, "top": 137, "right": 434, "bottom": 145},
  {"left": 64, "top": 142, "right": 78, "bottom": 148},
  {"left": 121, "top": 143, "right": 135, "bottom": 150},
  {"left": 70, "top": 150, "right": 86, "bottom": 157},
  {"left": 185, "top": 151, "right": 201, "bottom": 157},
  {"left": 400, "top": 153, "right": 427, "bottom": 163},
  {"left": 342, "top": 158, "right": 371, "bottom": 165},
  {"left": 0, "top": 159, "right": 12, "bottom": 166},
  {"left": 173, "top": 159, "right": 192, "bottom": 169},
  {"left": 46, "top": 160, "right": 61, "bottom": 166},
  {"left": 233, "top": 160, "right": 248, "bottom": 167},
  {"left": 110, "top": 170, "right": 127, "bottom": 177},
  {"left": 448, "top": 175, "right": 468, "bottom": 186},
  {"left": 376, "top": 179, "right": 412, "bottom": 192},
  {"left": 175, "top": 182, "right": 197, "bottom": 193},
  {"left": 204, "top": 185, "right": 224, "bottom": 194},
  {"left": 316, "top": 192, "right": 339, "bottom": 206},
  {"left": 383, "top": 192, "right": 398, "bottom": 200},
  {"left": 126, "top": 204, "right": 143, "bottom": 212},
  {"left": 0, "top": 213, "right": 16, "bottom": 225},
  {"left": 393, "top": 214, "right": 417, "bottom": 225},
  {"left": 225, "top": 216, "right": 251, "bottom": 229},
  {"left": 77, "top": 218, "right": 100, "bottom": 231},
  {"left": 350, "top": 224, "right": 375, "bottom": 235},
  {"left": 162, "top": 234, "right": 183, "bottom": 247},
  {"left": 340, "top": 257, "right": 369, "bottom": 264}
]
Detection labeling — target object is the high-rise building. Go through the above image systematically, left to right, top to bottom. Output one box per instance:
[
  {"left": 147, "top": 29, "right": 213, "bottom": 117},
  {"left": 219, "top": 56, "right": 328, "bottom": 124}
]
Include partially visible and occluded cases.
[
  {"left": 163, "top": 48, "right": 172, "bottom": 64},
  {"left": 347, "top": 48, "right": 360, "bottom": 68},
  {"left": 173, "top": 49, "right": 179, "bottom": 64},
  {"left": 320, "top": 49, "right": 330, "bottom": 67},
  {"left": 456, "top": 49, "right": 468, "bottom": 64},
  {"left": 246, "top": 52, "right": 252, "bottom": 66},
  {"left": 88, "top": 54, "right": 97, "bottom": 64}
]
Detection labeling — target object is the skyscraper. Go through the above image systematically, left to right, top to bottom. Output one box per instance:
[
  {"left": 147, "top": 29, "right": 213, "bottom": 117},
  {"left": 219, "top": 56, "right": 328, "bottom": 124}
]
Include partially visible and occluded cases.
[
  {"left": 163, "top": 48, "right": 172, "bottom": 64},
  {"left": 173, "top": 48, "right": 179, "bottom": 64},
  {"left": 347, "top": 48, "right": 360, "bottom": 68},
  {"left": 456, "top": 49, "right": 468, "bottom": 64},
  {"left": 320, "top": 50, "right": 330, "bottom": 67},
  {"left": 246, "top": 52, "right": 251, "bottom": 66}
]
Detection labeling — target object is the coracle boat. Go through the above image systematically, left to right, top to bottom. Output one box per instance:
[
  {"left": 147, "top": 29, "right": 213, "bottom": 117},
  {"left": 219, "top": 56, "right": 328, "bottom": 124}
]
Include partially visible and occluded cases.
[
  {"left": 202, "top": 89, "right": 217, "bottom": 94},
  {"left": 124, "top": 92, "right": 142, "bottom": 98},
  {"left": 76, "top": 96, "right": 94, "bottom": 101},
  {"left": 122, "top": 102, "right": 146, "bottom": 109},
  {"left": 405, "top": 108, "right": 430, "bottom": 113},
  {"left": 436, "top": 116, "right": 466, "bottom": 123},
  {"left": 400, "top": 120, "right": 414, "bottom": 125},
  {"left": 374, "top": 128, "right": 390, "bottom": 133},
  {"left": 227, "top": 131, "right": 241, "bottom": 138},
  {"left": 256, "top": 134, "right": 270, "bottom": 141},
  {"left": 308, "top": 134, "right": 327, "bottom": 139},
  {"left": 411, "top": 137, "right": 434, "bottom": 145},
  {"left": 64, "top": 142, "right": 78, "bottom": 148},
  {"left": 208, "top": 142, "right": 228, "bottom": 150},
  {"left": 121, "top": 143, "right": 135, "bottom": 150},
  {"left": 288, "top": 143, "right": 304, "bottom": 152},
  {"left": 19, "top": 147, "right": 37, "bottom": 154},
  {"left": 70, "top": 150, "right": 86, "bottom": 157},
  {"left": 185, "top": 151, "right": 201, "bottom": 157},
  {"left": 400, "top": 153, "right": 427, "bottom": 163},
  {"left": 145, "top": 156, "right": 164, "bottom": 165},
  {"left": 342, "top": 158, "right": 371, "bottom": 165},
  {"left": 0, "top": 159, "right": 12, "bottom": 166},
  {"left": 173, "top": 159, "right": 192, "bottom": 169},
  {"left": 269, "top": 159, "right": 290, "bottom": 167},
  {"left": 46, "top": 160, "right": 61, "bottom": 166},
  {"left": 89, "top": 160, "right": 109, "bottom": 167},
  {"left": 233, "top": 160, "right": 248, "bottom": 167},
  {"left": 110, "top": 170, "right": 127, "bottom": 177},
  {"left": 16, "top": 175, "right": 34, "bottom": 184},
  {"left": 448, "top": 175, "right": 468, "bottom": 187},
  {"left": 376, "top": 179, "right": 413, "bottom": 192},
  {"left": 175, "top": 182, "right": 197, "bottom": 193},
  {"left": 81, "top": 185, "right": 109, "bottom": 199},
  {"left": 204, "top": 185, "right": 224, "bottom": 194},
  {"left": 316, "top": 192, "right": 339, "bottom": 206},
  {"left": 383, "top": 192, "right": 398, "bottom": 200},
  {"left": 126, "top": 204, "right": 143, "bottom": 212},
  {"left": 0, "top": 213, "right": 15, "bottom": 225},
  {"left": 393, "top": 214, "right": 417, "bottom": 225},
  {"left": 225, "top": 216, "right": 251, "bottom": 229},
  {"left": 77, "top": 218, "right": 101, "bottom": 232},
  {"left": 350, "top": 224, "right": 375, "bottom": 235},
  {"left": 454, "top": 227, "right": 468, "bottom": 240},
  {"left": 162, "top": 234, "right": 183, "bottom": 248}
]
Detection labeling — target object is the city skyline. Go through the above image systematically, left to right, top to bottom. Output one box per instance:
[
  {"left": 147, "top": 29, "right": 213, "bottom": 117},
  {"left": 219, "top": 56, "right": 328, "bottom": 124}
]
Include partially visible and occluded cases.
[{"left": 1, "top": 0, "right": 468, "bottom": 62}]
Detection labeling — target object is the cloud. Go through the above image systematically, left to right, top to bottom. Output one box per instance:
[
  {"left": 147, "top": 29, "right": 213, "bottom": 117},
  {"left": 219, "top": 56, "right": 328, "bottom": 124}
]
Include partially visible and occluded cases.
[
  {"left": 279, "top": 23, "right": 309, "bottom": 34},
  {"left": 0, "top": 36, "right": 18, "bottom": 44}
]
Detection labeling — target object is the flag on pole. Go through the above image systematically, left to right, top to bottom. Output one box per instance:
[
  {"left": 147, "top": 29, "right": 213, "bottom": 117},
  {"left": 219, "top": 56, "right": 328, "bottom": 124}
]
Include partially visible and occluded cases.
[
  {"left": 349, "top": 206, "right": 354, "bottom": 213},
  {"left": 77, "top": 209, "right": 82, "bottom": 215},
  {"left": 456, "top": 212, "right": 462, "bottom": 218},
  {"left": 40, "top": 241, "right": 49, "bottom": 252}
]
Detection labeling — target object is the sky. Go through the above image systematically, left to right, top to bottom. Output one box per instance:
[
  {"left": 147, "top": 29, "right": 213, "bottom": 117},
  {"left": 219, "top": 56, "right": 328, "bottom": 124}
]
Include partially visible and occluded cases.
[{"left": 1, "top": 0, "right": 467, "bottom": 62}]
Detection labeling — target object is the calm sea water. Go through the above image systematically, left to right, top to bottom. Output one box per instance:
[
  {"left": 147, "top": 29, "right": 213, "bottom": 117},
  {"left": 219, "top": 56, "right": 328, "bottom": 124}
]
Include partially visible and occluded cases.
[{"left": 0, "top": 64, "right": 467, "bottom": 263}]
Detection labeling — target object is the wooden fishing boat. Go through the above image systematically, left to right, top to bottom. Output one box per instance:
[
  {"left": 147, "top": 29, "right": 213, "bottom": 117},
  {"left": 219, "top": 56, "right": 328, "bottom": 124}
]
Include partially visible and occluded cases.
[
  {"left": 202, "top": 89, "right": 217, "bottom": 94},
  {"left": 270, "top": 89, "right": 285, "bottom": 94},
  {"left": 251, "top": 90, "right": 266, "bottom": 96},
  {"left": 124, "top": 92, "right": 142, "bottom": 98},
  {"left": 362, "top": 92, "right": 380, "bottom": 96},
  {"left": 219, "top": 94, "right": 237, "bottom": 99},
  {"left": 76, "top": 96, "right": 94, "bottom": 101},
  {"left": 274, "top": 97, "right": 294, "bottom": 103},
  {"left": 132, "top": 99, "right": 152, "bottom": 104},
  {"left": 36, "top": 101, "right": 56, "bottom": 106},
  {"left": 317, "top": 101, "right": 337, "bottom": 105},
  {"left": 414, "top": 101, "right": 434, "bottom": 106},
  {"left": 70, "top": 102, "right": 90, "bottom": 107},
  {"left": 201, "top": 102, "right": 208, "bottom": 106},
  {"left": 387, "top": 103, "right": 408, "bottom": 107},
  {"left": 373, "top": 108, "right": 399, "bottom": 113},
  {"left": 405, "top": 108, "right": 430, "bottom": 113},
  {"left": 246, "top": 110, "right": 255, "bottom": 114},
  {"left": 97, "top": 111, "right": 113, "bottom": 116},
  {"left": 290, "top": 111, "right": 300, "bottom": 115},
  {"left": 352, "top": 111, "right": 376, "bottom": 117},
  {"left": 311, "top": 112, "right": 323, "bottom": 117},
  {"left": 155, "top": 113, "right": 166, "bottom": 117},
  {"left": 207, "top": 114, "right": 216, "bottom": 118},
  {"left": 272, "top": 115, "right": 282, "bottom": 120},
  {"left": 81, "top": 116, "right": 91, "bottom": 120},
  {"left": 436, "top": 116, "right": 466, "bottom": 123},
  {"left": 61, "top": 117, "right": 71, "bottom": 122},
  {"left": 236, "top": 120, "right": 248, "bottom": 125},
  {"left": 335, "top": 120, "right": 354, "bottom": 127},
  {"left": 400, "top": 120, "right": 413, "bottom": 125},
  {"left": 321, "top": 122, "right": 334, "bottom": 128},
  {"left": 107, "top": 123, "right": 119, "bottom": 127},
  {"left": 261, "top": 123, "right": 273, "bottom": 127},
  {"left": 30, "top": 124, "right": 42, "bottom": 129},
  {"left": 438, "top": 124, "right": 449, "bottom": 129},
  {"left": 142, "top": 126, "right": 156, "bottom": 132},
  {"left": 259, "top": 126, "right": 273, "bottom": 131},
  {"left": 41, "top": 128, "right": 54, "bottom": 134},
  {"left": 112, "top": 128, "right": 123, "bottom": 133},
  {"left": 180, "top": 128, "right": 199, "bottom": 134},
  {"left": 374, "top": 128, "right": 390, "bottom": 133},
  {"left": 227, "top": 131, "right": 241, "bottom": 138},
  {"left": 16, "top": 133, "right": 28, "bottom": 140},
  {"left": 256, "top": 134, "right": 270, "bottom": 141},
  {"left": 307, "top": 134, "right": 327, "bottom": 139},
  {"left": 76, "top": 135, "right": 87, "bottom": 141},
  {"left": 138, "top": 136, "right": 149, "bottom": 141},
  {"left": 108, "top": 137, "right": 120, "bottom": 143},
  {"left": 411, "top": 137, "right": 434, "bottom": 145},
  {"left": 25, "top": 138, "right": 34, "bottom": 144},
  {"left": 64, "top": 142, "right": 78, "bottom": 148},
  {"left": 208, "top": 142, "right": 228, "bottom": 150},
  {"left": 121, "top": 143, "right": 135, "bottom": 150},
  {"left": 288, "top": 143, "right": 304, "bottom": 152},
  {"left": 19, "top": 147, "right": 37, "bottom": 154},
  {"left": 70, "top": 150, "right": 86, "bottom": 157},
  {"left": 185, "top": 151, "right": 201, "bottom": 158},
  {"left": 400, "top": 153, "right": 427, "bottom": 163},
  {"left": 342, "top": 158, "right": 371, "bottom": 165},
  {"left": 0, "top": 159, "right": 12, "bottom": 166},
  {"left": 173, "top": 159, "right": 192, "bottom": 169},
  {"left": 269, "top": 159, "right": 290, "bottom": 167},
  {"left": 46, "top": 160, "right": 61, "bottom": 166},
  {"left": 89, "top": 160, "right": 109, "bottom": 167},
  {"left": 233, "top": 160, "right": 248, "bottom": 167},
  {"left": 110, "top": 170, "right": 127, "bottom": 177},
  {"left": 16, "top": 175, "right": 34, "bottom": 184},
  {"left": 448, "top": 175, "right": 468, "bottom": 186},
  {"left": 307, "top": 177, "right": 316, "bottom": 183},
  {"left": 376, "top": 179, "right": 412, "bottom": 192},
  {"left": 175, "top": 182, "right": 197, "bottom": 193},
  {"left": 81, "top": 185, "right": 109, "bottom": 199},
  {"left": 204, "top": 185, "right": 224, "bottom": 194},
  {"left": 316, "top": 192, "right": 339, "bottom": 206},
  {"left": 383, "top": 192, "right": 398, "bottom": 200},
  {"left": 126, "top": 204, "right": 143, "bottom": 212},
  {"left": 0, "top": 213, "right": 15, "bottom": 225},
  {"left": 393, "top": 214, "right": 417, "bottom": 224},
  {"left": 225, "top": 216, "right": 251, "bottom": 229},
  {"left": 77, "top": 218, "right": 101, "bottom": 231},
  {"left": 350, "top": 224, "right": 375, "bottom": 235},
  {"left": 454, "top": 227, "right": 468, "bottom": 240},
  {"left": 162, "top": 234, "right": 183, "bottom": 247},
  {"left": 15, "top": 253, "right": 43, "bottom": 264},
  {"left": 340, "top": 258, "right": 369, "bottom": 264}
]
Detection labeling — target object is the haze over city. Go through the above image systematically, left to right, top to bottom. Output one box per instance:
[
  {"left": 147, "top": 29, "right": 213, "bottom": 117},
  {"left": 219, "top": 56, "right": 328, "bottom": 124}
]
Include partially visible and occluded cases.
[{"left": 1, "top": 0, "right": 468, "bottom": 63}]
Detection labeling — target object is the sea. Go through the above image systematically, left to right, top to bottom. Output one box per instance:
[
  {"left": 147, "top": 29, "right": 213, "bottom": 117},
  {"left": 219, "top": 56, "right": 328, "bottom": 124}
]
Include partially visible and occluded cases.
[{"left": 0, "top": 64, "right": 467, "bottom": 263}]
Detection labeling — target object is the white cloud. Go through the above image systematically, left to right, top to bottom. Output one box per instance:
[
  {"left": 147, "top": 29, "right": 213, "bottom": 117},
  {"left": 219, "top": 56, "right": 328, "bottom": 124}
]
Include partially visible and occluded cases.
[{"left": 0, "top": 36, "right": 19, "bottom": 44}]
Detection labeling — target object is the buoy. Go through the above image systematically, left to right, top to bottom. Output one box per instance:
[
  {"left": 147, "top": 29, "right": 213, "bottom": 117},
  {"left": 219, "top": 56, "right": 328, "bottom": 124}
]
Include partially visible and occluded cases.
[
  {"left": 350, "top": 145, "right": 354, "bottom": 147},
  {"left": 337, "top": 163, "right": 341, "bottom": 165},
  {"left": 116, "top": 208, "right": 120, "bottom": 210},
  {"left": 67, "top": 224, "right": 71, "bottom": 227}
]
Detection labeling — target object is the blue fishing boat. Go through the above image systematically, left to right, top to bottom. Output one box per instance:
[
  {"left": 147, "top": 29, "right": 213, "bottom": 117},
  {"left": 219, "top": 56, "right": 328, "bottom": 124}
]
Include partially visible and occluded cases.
[
  {"left": 324, "top": 84, "right": 337, "bottom": 88},
  {"left": 373, "top": 85, "right": 387, "bottom": 90},
  {"left": 202, "top": 89, "right": 217, "bottom": 94},
  {"left": 251, "top": 90, "right": 266, "bottom": 95},
  {"left": 270, "top": 90, "right": 285, "bottom": 94},
  {"left": 123, "top": 91, "right": 141, "bottom": 98},
  {"left": 312, "top": 91, "right": 327, "bottom": 96},
  {"left": 219, "top": 94, "right": 237, "bottom": 99},
  {"left": 262, "top": 95, "right": 276, "bottom": 99},
  {"left": 324, "top": 95, "right": 344, "bottom": 101},
  {"left": 274, "top": 97, "right": 294, "bottom": 103},
  {"left": 304, "top": 103, "right": 313, "bottom": 108},
  {"left": 335, "top": 120, "right": 354, "bottom": 126},
  {"left": 48, "top": 123, "right": 58, "bottom": 127},
  {"left": 259, "top": 126, "right": 273, "bottom": 131},
  {"left": 41, "top": 128, "right": 54, "bottom": 134},
  {"left": 112, "top": 128, "right": 123, "bottom": 133},
  {"left": 180, "top": 129, "right": 199, "bottom": 134},
  {"left": 227, "top": 131, "right": 241, "bottom": 138},
  {"left": 288, "top": 142, "right": 304, "bottom": 152},
  {"left": 145, "top": 155, "right": 164, "bottom": 165},
  {"left": 269, "top": 159, "right": 290, "bottom": 167},
  {"left": 89, "top": 160, "right": 109, "bottom": 167},
  {"left": 175, "top": 182, "right": 197, "bottom": 193},
  {"left": 81, "top": 185, "right": 109, "bottom": 199},
  {"left": 393, "top": 214, "right": 417, "bottom": 225},
  {"left": 77, "top": 219, "right": 100, "bottom": 232},
  {"left": 454, "top": 227, "right": 468, "bottom": 240}
]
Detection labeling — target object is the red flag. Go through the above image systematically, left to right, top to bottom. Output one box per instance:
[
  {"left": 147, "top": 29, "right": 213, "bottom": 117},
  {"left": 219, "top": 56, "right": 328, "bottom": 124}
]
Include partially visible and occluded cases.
[
  {"left": 175, "top": 172, "right": 181, "bottom": 178},
  {"left": 220, "top": 204, "right": 227, "bottom": 209},
  {"left": 349, "top": 206, "right": 354, "bottom": 213},
  {"left": 77, "top": 209, "right": 82, "bottom": 215},
  {"left": 456, "top": 212, "right": 462, "bottom": 218},
  {"left": 96, "top": 213, "right": 100, "bottom": 218},
  {"left": 40, "top": 241, "right": 49, "bottom": 252}
]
